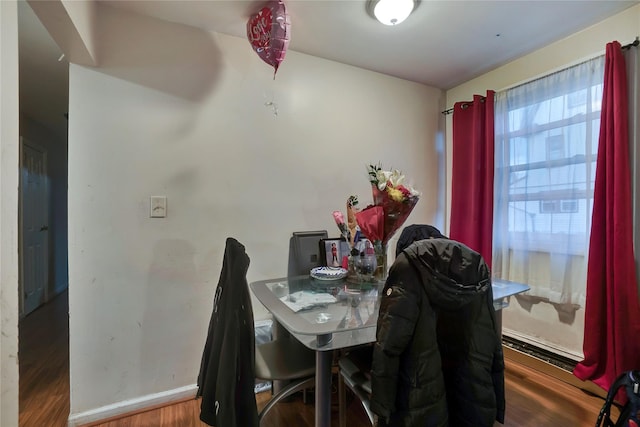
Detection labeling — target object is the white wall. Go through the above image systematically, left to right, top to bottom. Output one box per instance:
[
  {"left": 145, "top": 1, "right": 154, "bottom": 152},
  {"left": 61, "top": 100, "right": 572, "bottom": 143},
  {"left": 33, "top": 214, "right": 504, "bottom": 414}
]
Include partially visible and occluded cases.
[
  {"left": 0, "top": 1, "right": 21, "bottom": 426},
  {"left": 66, "top": 4, "right": 443, "bottom": 419},
  {"left": 444, "top": 5, "right": 640, "bottom": 358}
]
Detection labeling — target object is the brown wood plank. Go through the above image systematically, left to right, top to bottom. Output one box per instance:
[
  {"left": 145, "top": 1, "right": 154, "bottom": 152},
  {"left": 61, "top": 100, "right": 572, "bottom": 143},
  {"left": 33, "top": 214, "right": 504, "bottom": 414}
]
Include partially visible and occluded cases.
[{"left": 19, "top": 291, "right": 70, "bottom": 427}]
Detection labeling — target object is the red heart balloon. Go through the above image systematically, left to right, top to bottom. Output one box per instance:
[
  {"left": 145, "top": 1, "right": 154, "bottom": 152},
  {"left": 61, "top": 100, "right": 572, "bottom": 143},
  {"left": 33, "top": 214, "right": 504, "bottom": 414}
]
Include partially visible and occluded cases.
[{"left": 246, "top": 1, "right": 290, "bottom": 77}]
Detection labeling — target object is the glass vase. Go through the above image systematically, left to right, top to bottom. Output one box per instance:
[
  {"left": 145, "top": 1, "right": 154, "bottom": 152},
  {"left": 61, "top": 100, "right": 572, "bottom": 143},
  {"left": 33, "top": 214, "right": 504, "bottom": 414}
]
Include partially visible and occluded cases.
[{"left": 374, "top": 240, "right": 388, "bottom": 281}]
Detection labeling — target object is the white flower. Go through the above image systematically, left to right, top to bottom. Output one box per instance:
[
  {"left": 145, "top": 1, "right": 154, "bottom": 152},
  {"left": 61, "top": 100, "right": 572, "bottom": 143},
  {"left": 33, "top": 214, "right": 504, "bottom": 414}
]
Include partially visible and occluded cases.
[
  {"left": 368, "top": 164, "right": 419, "bottom": 201},
  {"left": 376, "top": 169, "right": 406, "bottom": 190},
  {"left": 389, "top": 169, "right": 405, "bottom": 187},
  {"left": 375, "top": 170, "right": 390, "bottom": 190}
]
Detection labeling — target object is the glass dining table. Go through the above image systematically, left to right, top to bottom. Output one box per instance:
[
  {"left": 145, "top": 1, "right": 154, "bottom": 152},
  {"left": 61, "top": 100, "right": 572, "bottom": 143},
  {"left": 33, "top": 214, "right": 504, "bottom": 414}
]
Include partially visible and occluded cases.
[{"left": 249, "top": 275, "right": 529, "bottom": 427}]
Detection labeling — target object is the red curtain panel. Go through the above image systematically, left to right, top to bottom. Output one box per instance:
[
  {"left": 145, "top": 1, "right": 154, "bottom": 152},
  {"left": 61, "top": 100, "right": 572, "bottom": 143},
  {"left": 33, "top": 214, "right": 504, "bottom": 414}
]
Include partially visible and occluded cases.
[
  {"left": 573, "top": 41, "right": 640, "bottom": 396},
  {"left": 450, "top": 91, "right": 495, "bottom": 268}
]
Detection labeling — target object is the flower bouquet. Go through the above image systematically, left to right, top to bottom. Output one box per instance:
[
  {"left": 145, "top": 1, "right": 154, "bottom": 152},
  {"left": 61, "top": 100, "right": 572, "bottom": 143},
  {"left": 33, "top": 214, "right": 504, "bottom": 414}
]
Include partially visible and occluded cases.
[{"left": 355, "top": 163, "right": 420, "bottom": 280}]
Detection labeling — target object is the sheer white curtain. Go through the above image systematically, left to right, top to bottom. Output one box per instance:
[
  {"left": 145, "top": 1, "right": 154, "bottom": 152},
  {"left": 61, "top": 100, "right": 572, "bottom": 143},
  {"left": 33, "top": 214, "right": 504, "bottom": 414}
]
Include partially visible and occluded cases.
[
  {"left": 624, "top": 43, "right": 639, "bottom": 293},
  {"left": 493, "top": 56, "right": 605, "bottom": 307}
]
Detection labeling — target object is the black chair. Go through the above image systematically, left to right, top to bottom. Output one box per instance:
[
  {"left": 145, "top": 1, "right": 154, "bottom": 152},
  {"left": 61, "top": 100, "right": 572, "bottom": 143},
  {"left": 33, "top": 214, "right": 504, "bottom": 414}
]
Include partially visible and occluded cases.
[
  {"left": 276, "top": 230, "right": 327, "bottom": 402},
  {"left": 288, "top": 230, "right": 328, "bottom": 276},
  {"left": 197, "top": 238, "right": 316, "bottom": 426},
  {"left": 255, "top": 337, "right": 316, "bottom": 420},
  {"left": 338, "top": 345, "right": 374, "bottom": 427}
]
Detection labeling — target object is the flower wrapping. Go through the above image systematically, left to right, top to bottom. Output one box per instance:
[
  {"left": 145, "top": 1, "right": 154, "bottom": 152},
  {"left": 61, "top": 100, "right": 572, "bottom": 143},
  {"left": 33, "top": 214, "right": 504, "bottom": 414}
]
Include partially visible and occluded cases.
[
  {"left": 356, "top": 164, "right": 420, "bottom": 246},
  {"left": 372, "top": 186, "right": 419, "bottom": 245},
  {"left": 357, "top": 188, "right": 419, "bottom": 245},
  {"left": 354, "top": 206, "right": 385, "bottom": 243}
]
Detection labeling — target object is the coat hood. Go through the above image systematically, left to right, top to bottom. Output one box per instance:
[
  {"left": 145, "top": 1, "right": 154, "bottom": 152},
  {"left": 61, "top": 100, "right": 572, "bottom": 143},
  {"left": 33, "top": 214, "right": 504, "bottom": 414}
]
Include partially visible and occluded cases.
[
  {"left": 396, "top": 224, "right": 447, "bottom": 256},
  {"left": 402, "top": 238, "right": 490, "bottom": 310}
]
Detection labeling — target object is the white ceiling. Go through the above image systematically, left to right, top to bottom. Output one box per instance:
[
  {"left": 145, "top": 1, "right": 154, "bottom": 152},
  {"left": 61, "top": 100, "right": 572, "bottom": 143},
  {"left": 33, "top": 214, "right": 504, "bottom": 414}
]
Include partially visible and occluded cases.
[{"left": 18, "top": 0, "right": 639, "bottom": 136}]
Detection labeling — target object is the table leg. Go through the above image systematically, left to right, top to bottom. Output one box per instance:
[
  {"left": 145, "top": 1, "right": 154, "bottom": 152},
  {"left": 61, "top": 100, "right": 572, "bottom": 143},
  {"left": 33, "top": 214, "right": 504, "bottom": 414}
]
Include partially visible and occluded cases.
[{"left": 315, "top": 349, "right": 333, "bottom": 427}]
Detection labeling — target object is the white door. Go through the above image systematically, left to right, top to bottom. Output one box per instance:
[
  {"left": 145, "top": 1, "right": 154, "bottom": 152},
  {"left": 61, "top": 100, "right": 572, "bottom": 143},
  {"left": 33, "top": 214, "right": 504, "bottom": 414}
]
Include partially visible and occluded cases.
[{"left": 20, "top": 138, "right": 49, "bottom": 316}]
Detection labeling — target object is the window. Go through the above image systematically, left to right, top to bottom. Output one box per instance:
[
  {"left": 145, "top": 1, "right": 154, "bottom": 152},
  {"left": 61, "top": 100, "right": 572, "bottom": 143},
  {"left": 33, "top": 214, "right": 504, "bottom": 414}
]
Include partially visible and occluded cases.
[{"left": 493, "top": 56, "right": 605, "bottom": 305}]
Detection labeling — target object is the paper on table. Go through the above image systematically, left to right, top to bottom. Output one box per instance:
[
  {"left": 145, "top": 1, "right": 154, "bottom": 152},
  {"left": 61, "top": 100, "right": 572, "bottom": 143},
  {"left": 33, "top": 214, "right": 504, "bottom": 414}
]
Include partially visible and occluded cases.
[{"left": 280, "top": 291, "right": 337, "bottom": 313}]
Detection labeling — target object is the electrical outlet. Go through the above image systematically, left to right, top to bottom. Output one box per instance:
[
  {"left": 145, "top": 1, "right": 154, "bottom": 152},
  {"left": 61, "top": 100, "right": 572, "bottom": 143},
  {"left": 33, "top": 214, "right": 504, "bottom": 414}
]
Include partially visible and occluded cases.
[{"left": 150, "top": 196, "right": 167, "bottom": 218}]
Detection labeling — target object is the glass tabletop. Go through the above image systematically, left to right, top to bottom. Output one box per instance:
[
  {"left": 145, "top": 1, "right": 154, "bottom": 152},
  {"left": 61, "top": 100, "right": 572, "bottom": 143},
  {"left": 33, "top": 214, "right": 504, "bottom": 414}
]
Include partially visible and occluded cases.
[
  {"left": 250, "top": 275, "right": 531, "bottom": 347},
  {"left": 250, "top": 275, "right": 384, "bottom": 337},
  {"left": 491, "top": 278, "right": 531, "bottom": 310}
]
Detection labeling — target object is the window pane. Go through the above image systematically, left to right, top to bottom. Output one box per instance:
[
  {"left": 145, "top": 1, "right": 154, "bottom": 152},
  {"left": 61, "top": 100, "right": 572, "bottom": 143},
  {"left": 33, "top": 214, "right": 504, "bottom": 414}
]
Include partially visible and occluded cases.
[{"left": 494, "top": 56, "right": 604, "bottom": 261}]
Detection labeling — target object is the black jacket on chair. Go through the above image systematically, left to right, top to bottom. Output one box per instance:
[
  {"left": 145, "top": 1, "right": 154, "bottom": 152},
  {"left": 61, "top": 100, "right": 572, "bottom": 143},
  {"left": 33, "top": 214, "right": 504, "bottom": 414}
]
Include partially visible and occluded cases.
[
  {"left": 395, "top": 224, "right": 446, "bottom": 256},
  {"left": 197, "top": 238, "right": 259, "bottom": 427},
  {"left": 370, "top": 239, "right": 505, "bottom": 427}
]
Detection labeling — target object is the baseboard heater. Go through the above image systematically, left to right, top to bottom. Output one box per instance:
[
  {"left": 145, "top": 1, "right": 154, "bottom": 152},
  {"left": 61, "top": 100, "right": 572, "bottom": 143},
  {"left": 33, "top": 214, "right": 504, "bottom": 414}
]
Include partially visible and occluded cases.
[
  {"left": 502, "top": 335, "right": 577, "bottom": 372},
  {"left": 501, "top": 336, "right": 607, "bottom": 399}
]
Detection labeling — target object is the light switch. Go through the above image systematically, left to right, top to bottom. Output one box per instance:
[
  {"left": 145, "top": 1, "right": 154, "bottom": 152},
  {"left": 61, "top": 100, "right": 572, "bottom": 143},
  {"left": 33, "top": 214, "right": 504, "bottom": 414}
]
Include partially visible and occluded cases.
[{"left": 150, "top": 196, "right": 167, "bottom": 218}]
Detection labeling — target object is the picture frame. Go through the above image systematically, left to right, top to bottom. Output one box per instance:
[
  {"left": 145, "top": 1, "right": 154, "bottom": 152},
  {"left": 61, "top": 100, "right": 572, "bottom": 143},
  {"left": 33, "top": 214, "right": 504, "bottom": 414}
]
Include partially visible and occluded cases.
[{"left": 320, "top": 238, "right": 350, "bottom": 268}]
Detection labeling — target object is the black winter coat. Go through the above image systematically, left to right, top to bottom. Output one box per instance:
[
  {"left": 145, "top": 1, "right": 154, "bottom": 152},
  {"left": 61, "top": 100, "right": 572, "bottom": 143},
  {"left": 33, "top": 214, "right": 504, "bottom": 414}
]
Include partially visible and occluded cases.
[
  {"left": 196, "top": 238, "right": 259, "bottom": 427},
  {"left": 370, "top": 239, "right": 505, "bottom": 427}
]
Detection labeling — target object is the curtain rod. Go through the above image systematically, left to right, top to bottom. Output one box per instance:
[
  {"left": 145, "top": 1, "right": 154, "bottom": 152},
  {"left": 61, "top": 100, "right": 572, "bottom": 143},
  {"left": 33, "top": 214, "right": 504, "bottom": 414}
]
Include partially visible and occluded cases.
[
  {"left": 622, "top": 36, "right": 639, "bottom": 50},
  {"left": 441, "top": 37, "right": 638, "bottom": 116},
  {"left": 441, "top": 96, "right": 485, "bottom": 115}
]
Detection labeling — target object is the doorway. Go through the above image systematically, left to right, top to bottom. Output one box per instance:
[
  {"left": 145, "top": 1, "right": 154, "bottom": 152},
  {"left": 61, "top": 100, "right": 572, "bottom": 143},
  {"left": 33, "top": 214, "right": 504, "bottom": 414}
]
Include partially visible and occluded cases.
[
  {"left": 17, "top": 1, "right": 70, "bottom": 425},
  {"left": 19, "top": 138, "right": 49, "bottom": 317}
]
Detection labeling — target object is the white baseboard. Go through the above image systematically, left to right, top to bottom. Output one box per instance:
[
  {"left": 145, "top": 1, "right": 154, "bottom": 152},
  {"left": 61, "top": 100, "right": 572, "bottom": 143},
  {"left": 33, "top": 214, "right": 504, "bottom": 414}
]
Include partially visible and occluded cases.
[{"left": 67, "top": 384, "right": 198, "bottom": 427}]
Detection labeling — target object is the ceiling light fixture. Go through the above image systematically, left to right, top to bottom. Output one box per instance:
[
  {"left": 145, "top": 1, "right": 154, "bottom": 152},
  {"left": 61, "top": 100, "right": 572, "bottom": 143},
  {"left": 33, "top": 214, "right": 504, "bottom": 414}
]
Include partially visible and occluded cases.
[{"left": 367, "top": 0, "right": 416, "bottom": 26}]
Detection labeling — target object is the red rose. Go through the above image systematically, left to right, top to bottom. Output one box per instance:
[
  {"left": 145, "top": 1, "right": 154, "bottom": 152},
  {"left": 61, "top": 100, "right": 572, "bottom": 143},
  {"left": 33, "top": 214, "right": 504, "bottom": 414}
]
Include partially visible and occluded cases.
[{"left": 397, "top": 185, "right": 411, "bottom": 198}]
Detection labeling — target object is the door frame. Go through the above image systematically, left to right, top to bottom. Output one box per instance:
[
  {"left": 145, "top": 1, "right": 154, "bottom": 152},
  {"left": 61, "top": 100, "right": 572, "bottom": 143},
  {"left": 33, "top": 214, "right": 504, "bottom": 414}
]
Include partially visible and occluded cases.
[{"left": 18, "top": 136, "right": 50, "bottom": 318}]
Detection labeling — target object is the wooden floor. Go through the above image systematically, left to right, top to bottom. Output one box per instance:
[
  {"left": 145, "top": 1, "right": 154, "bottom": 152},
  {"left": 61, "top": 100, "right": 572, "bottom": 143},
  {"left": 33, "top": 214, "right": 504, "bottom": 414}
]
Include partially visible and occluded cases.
[
  {"left": 19, "top": 290, "right": 70, "bottom": 427},
  {"left": 20, "top": 291, "right": 611, "bottom": 427}
]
